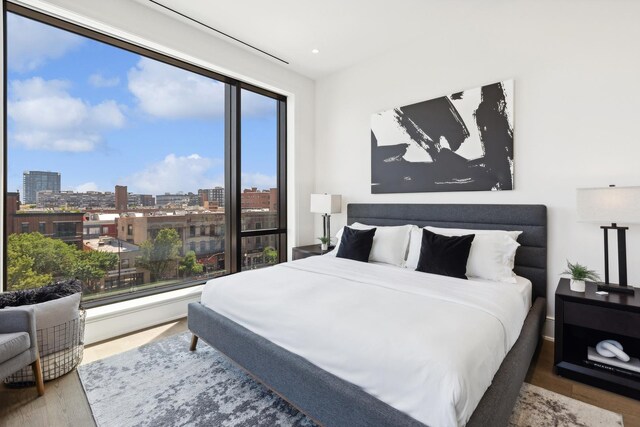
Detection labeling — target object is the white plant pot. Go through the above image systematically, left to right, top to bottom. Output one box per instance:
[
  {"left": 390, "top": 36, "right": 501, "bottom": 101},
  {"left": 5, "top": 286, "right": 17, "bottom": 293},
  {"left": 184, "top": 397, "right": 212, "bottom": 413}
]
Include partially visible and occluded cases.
[
  {"left": 321, "top": 242, "right": 329, "bottom": 251},
  {"left": 570, "top": 279, "right": 586, "bottom": 292}
]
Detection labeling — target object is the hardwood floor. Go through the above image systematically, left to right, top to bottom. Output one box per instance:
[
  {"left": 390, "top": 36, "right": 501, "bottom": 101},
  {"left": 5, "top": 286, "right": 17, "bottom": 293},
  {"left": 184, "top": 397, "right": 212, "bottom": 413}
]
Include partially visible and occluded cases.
[
  {"left": 0, "top": 319, "right": 188, "bottom": 427},
  {"left": 1, "top": 322, "right": 638, "bottom": 427},
  {"left": 526, "top": 339, "right": 640, "bottom": 427}
]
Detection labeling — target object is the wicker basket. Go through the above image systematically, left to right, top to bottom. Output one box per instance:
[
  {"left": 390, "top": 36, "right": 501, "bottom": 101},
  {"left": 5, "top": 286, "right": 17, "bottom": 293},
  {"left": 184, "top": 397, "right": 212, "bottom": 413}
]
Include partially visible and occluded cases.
[{"left": 5, "top": 310, "right": 86, "bottom": 385}]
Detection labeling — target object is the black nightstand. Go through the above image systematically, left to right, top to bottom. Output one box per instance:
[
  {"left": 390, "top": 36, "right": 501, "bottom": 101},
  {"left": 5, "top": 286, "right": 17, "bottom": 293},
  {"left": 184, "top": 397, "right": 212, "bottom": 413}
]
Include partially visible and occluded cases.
[
  {"left": 292, "top": 244, "right": 333, "bottom": 260},
  {"left": 555, "top": 278, "right": 640, "bottom": 399}
]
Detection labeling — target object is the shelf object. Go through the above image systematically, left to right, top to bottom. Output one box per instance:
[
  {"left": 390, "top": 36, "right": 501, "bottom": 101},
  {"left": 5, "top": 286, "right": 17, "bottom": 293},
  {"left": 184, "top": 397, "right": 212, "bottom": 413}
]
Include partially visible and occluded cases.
[{"left": 555, "top": 278, "right": 640, "bottom": 399}]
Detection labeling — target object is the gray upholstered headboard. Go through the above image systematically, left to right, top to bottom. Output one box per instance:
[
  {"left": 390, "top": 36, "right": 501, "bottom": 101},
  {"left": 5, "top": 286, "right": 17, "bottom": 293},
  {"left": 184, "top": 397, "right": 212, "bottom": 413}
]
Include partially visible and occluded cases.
[{"left": 347, "top": 203, "right": 547, "bottom": 300}]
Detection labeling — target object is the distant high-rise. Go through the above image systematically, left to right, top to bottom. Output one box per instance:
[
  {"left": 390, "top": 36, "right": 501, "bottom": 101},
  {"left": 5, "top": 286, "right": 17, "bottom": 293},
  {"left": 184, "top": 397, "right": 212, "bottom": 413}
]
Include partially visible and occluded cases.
[
  {"left": 23, "top": 171, "right": 60, "bottom": 204},
  {"left": 115, "top": 185, "right": 128, "bottom": 211},
  {"left": 198, "top": 187, "right": 225, "bottom": 207}
]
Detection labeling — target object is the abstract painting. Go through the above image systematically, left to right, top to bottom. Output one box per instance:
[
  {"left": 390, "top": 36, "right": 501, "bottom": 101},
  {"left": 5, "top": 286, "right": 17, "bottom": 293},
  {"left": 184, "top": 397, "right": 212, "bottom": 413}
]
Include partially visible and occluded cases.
[{"left": 371, "top": 80, "right": 514, "bottom": 193}]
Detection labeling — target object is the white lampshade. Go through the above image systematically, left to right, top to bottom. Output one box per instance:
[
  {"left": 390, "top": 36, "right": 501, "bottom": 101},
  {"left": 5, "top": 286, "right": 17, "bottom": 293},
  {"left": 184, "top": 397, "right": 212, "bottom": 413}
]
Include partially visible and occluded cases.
[
  {"left": 576, "top": 186, "right": 640, "bottom": 224},
  {"left": 310, "top": 194, "right": 342, "bottom": 214}
]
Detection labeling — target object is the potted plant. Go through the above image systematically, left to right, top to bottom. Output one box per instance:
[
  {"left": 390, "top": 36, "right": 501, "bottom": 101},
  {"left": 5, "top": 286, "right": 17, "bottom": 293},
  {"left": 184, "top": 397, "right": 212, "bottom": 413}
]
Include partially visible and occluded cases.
[
  {"left": 318, "top": 236, "right": 331, "bottom": 251},
  {"left": 562, "top": 260, "right": 600, "bottom": 292}
]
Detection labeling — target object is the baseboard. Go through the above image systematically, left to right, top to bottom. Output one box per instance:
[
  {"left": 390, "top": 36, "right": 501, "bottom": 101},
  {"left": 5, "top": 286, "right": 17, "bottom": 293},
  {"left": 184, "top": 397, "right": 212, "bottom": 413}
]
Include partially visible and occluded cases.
[
  {"left": 84, "top": 285, "right": 203, "bottom": 345},
  {"left": 543, "top": 316, "right": 555, "bottom": 341}
]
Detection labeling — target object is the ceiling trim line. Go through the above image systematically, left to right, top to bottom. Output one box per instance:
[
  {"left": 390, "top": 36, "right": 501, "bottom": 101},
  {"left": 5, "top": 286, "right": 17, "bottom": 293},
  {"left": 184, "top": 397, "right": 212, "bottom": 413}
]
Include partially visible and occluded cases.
[{"left": 148, "top": 0, "right": 290, "bottom": 65}]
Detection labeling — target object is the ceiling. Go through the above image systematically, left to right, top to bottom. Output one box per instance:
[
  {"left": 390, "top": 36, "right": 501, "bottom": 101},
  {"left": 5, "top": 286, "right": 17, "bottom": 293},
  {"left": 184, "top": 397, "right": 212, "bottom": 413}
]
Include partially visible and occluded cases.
[{"left": 142, "top": 0, "right": 451, "bottom": 79}]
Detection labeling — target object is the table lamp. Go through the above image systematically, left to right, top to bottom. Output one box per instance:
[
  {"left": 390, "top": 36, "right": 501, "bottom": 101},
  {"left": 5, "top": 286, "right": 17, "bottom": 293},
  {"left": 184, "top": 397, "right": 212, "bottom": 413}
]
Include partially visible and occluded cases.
[
  {"left": 576, "top": 185, "right": 640, "bottom": 294},
  {"left": 310, "top": 194, "right": 342, "bottom": 246}
]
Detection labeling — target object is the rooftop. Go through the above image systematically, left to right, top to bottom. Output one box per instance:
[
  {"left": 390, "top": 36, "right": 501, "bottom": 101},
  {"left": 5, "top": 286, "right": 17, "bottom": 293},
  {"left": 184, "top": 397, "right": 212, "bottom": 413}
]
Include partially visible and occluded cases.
[{"left": 84, "top": 237, "right": 140, "bottom": 253}]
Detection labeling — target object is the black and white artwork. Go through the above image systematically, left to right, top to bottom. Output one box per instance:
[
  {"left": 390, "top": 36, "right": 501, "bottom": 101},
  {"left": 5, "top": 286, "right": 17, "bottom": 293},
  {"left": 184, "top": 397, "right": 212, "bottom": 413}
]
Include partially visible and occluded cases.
[{"left": 371, "top": 80, "right": 514, "bottom": 193}]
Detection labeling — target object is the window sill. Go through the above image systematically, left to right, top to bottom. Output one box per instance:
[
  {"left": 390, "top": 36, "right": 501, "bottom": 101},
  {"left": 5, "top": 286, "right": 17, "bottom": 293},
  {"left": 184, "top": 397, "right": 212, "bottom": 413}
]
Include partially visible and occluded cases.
[{"left": 85, "top": 285, "right": 204, "bottom": 345}]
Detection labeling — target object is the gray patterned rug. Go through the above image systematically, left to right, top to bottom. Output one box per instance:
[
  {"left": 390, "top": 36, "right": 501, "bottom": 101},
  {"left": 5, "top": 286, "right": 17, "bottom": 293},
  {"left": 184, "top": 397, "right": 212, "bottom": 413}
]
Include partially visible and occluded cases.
[{"left": 78, "top": 333, "right": 623, "bottom": 427}]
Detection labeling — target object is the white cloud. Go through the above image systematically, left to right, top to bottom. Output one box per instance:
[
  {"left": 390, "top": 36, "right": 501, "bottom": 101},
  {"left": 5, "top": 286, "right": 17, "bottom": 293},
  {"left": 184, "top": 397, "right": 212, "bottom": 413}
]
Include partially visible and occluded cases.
[
  {"left": 7, "top": 13, "right": 83, "bottom": 72},
  {"left": 127, "top": 58, "right": 276, "bottom": 119},
  {"left": 128, "top": 58, "right": 224, "bottom": 119},
  {"left": 89, "top": 73, "right": 120, "bottom": 88},
  {"left": 8, "top": 77, "right": 126, "bottom": 152},
  {"left": 241, "top": 89, "right": 277, "bottom": 117},
  {"left": 126, "top": 154, "right": 222, "bottom": 194},
  {"left": 241, "top": 172, "right": 277, "bottom": 190},
  {"left": 75, "top": 182, "right": 99, "bottom": 192}
]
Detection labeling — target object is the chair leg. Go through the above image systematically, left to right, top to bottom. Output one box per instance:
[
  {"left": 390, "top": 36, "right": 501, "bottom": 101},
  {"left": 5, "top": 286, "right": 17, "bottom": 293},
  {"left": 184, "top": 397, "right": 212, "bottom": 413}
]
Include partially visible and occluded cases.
[
  {"left": 190, "top": 334, "right": 199, "bottom": 351},
  {"left": 31, "top": 356, "right": 45, "bottom": 396}
]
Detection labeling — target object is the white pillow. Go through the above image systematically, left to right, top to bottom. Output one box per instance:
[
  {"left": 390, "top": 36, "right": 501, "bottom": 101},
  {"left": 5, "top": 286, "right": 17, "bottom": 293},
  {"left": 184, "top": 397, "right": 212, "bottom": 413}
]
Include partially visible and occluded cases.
[
  {"left": 330, "top": 223, "right": 413, "bottom": 267},
  {"left": 405, "top": 226, "right": 424, "bottom": 270},
  {"left": 406, "top": 226, "right": 522, "bottom": 284}
]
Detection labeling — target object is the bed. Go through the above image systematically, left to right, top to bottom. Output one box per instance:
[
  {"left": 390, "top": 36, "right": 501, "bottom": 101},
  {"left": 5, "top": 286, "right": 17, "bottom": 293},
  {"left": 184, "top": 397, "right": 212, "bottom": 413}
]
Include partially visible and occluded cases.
[{"left": 188, "top": 203, "right": 547, "bottom": 427}]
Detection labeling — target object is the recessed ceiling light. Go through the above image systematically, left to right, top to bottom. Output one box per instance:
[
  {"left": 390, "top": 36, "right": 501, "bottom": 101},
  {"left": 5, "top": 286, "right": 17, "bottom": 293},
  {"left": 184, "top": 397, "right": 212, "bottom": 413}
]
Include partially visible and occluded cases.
[{"left": 311, "top": 49, "right": 320, "bottom": 54}]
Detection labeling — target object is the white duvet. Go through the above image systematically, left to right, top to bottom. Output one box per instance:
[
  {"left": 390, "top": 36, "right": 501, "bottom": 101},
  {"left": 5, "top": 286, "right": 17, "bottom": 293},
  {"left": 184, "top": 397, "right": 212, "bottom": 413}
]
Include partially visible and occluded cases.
[{"left": 200, "top": 255, "right": 531, "bottom": 427}]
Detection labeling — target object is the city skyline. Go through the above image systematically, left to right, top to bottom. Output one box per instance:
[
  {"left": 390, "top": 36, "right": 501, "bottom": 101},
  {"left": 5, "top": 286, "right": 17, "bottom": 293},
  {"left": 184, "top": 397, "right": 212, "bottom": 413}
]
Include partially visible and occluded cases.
[
  {"left": 6, "top": 12, "right": 279, "bottom": 196},
  {"left": 18, "top": 170, "right": 272, "bottom": 202}
]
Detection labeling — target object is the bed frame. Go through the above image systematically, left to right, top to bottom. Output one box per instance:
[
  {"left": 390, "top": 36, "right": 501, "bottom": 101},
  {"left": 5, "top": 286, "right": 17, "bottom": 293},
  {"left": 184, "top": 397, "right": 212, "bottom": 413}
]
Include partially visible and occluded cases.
[{"left": 188, "top": 203, "right": 547, "bottom": 426}]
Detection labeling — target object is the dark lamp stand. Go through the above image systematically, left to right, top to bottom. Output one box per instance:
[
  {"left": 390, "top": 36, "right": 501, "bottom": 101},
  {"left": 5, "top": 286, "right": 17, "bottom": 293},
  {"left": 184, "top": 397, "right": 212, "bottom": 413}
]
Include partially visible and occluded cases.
[{"left": 598, "top": 223, "right": 635, "bottom": 295}]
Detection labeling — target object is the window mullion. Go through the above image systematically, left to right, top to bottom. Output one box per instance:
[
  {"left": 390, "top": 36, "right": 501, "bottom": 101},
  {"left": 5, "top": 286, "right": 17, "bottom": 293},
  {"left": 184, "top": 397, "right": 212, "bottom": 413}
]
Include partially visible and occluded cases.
[
  {"left": 226, "top": 83, "right": 242, "bottom": 274},
  {"left": 277, "top": 99, "right": 288, "bottom": 263}
]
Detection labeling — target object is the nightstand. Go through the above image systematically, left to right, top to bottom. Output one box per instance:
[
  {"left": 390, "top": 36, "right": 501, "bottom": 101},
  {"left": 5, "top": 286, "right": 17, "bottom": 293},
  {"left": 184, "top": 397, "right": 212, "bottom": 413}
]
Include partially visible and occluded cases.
[
  {"left": 292, "top": 244, "right": 333, "bottom": 260},
  {"left": 555, "top": 278, "right": 640, "bottom": 400}
]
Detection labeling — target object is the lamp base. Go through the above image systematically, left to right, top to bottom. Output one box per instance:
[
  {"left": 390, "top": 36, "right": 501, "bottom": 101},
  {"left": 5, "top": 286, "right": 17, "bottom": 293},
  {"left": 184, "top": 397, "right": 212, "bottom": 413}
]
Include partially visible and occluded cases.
[{"left": 597, "top": 283, "right": 636, "bottom": 295}]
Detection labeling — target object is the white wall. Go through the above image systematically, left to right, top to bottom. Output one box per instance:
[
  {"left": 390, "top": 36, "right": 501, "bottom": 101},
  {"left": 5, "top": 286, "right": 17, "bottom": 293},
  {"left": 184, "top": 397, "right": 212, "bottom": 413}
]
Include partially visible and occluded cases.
[{"left": 314, "top": 0, "right": 640, "bottom": 332}]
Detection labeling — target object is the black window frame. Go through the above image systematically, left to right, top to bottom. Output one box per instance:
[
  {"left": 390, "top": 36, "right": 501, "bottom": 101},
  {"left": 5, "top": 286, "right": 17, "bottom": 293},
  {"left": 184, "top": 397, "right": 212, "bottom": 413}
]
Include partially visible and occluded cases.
[{"left": 2, "top": 2, "right": 287, "bottom": 307}]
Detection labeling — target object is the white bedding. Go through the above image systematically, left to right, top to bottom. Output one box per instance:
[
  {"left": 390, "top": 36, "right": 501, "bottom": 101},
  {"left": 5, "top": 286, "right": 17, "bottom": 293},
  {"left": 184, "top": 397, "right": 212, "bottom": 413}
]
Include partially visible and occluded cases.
[{"left": 200, "top": 256, "right": 531, "bottom": 427}]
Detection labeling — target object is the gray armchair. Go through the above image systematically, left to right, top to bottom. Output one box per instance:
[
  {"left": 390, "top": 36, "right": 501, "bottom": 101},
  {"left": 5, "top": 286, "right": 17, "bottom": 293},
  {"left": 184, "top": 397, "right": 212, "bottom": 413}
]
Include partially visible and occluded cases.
[{"left": 0, "top": 306, "right": 44, "bottom": 396}]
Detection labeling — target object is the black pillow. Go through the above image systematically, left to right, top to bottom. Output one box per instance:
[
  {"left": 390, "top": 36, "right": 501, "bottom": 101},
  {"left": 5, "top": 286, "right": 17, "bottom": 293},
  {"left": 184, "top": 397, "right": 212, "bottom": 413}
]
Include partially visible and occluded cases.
[
  {"left": 336, "top": 226, "right": 377, "bottom": 262},
  {"left": 416, "top": 229, "right": 474, "bottom": 279}
]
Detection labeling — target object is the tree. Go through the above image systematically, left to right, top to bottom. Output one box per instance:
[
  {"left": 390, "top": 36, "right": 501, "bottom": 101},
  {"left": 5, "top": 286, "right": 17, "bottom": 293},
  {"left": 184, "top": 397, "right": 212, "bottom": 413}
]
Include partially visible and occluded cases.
[
  {"left": 136, "top": 228, "right": 182, "bottom": 281},
  {"left": 6, "top": 232, "right": 117, "bottom": 291},
  {"left": 7, "top": 232, "right": 76, "bottom": 281},
  {"left": 263, "top": 246, "right": 278, "bottom": 265},
  {"left": 179, "top": 250, "right": 203, "bottom": 278},
  {"left": 72, "top": 251, "right": 118, "bottom": 292},
  {"left": 6, "top": 254, "right": 52, "bottom": 290}
]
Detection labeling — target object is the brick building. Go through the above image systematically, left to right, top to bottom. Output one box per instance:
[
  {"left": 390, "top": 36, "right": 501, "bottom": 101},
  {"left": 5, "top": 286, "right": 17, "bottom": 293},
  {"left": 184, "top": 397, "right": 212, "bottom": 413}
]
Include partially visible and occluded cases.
[
  {"left": 241, "top": 187, "right": 278, "bottom": 211},
  {"left": 6, "top": 191, "right": 84, "bottom": 249}
]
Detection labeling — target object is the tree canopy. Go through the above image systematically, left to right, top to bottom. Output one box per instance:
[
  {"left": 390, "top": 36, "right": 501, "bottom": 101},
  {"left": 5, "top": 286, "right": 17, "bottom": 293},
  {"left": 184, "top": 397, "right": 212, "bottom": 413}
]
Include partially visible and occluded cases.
[
  {"left": 136, "top": 228, "right": 182, "bottom": 281},
  {"left": 7, "top": 232, "right": 118, "bottom": 291},
  {"left": 263, "top": 246, "right": 278, "bottom": 265},
  {"left": 179, "top": 250, "right": 203, "bottom": 278}
]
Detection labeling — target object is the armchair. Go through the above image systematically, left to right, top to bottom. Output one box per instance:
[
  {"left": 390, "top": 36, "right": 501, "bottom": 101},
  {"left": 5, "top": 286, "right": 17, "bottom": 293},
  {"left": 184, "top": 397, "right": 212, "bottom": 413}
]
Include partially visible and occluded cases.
[{"left": 0, "top": 306, "right": 44, "bottom": 395}]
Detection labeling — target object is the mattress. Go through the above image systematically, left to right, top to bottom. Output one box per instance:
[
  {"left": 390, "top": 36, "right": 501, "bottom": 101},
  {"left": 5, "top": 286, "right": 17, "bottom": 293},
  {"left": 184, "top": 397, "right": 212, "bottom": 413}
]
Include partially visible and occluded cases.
[{"left": 200, "top": 256, "right": 530, "bottom": 427}]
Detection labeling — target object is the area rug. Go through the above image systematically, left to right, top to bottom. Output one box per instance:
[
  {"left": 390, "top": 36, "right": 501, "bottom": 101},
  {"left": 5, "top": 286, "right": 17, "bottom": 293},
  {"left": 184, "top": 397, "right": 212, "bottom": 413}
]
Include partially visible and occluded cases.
[{"left": 78, "top": 332, "right": 624, "bottom": 427}]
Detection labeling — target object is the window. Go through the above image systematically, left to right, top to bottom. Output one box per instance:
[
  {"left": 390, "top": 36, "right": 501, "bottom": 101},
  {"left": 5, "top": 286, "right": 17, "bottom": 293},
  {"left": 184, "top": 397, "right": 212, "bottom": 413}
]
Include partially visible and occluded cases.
[
  {"left": 3, "top": 6, "right": 287, "bottom": 306},
  {"left": 238, "top": 89, "right": 286, "bottom": 271},
  {"left": 38, "top": 222, "right": 46, "bottom": 234},
  {"left": 53, "top": 222, "right": 77, "bottom": 238}
]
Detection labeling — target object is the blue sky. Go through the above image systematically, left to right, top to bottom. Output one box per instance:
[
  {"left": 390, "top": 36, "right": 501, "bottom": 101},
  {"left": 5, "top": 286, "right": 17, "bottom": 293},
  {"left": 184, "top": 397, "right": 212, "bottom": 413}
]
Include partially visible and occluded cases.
[{"left": 6, "top": 12, "right": 278, "bottom": 197}]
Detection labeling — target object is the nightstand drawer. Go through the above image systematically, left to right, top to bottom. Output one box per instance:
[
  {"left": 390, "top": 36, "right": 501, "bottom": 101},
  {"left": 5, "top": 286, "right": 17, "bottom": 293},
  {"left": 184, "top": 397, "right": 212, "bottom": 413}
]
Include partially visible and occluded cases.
[{"left": 564, "top": 301, "right": 640, "bottom": 339}]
